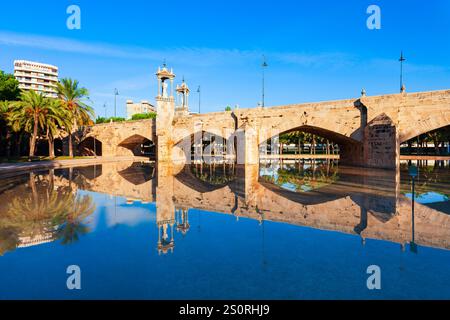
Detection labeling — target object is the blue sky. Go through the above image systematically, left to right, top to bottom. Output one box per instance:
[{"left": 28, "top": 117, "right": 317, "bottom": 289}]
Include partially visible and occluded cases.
[{"left": 0, "top": 0, "right": 449, "bottom": 118}]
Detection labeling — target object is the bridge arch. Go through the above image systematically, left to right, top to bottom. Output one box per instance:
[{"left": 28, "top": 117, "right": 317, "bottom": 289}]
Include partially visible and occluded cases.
[
  {"left": 400, "top": 124, "right": 450, "bottom": 145},
  {"left": 258, "top": 125, "right": 363, "bottom": 165},
  {"left": 174, "top": 130, "right": 234, "bottom": 165},
  {"left": 118, "top": 134, "right": 155, "bottom": 157},
  {"left": 78, "top": 137, "right": 103, "bottom": 156}
]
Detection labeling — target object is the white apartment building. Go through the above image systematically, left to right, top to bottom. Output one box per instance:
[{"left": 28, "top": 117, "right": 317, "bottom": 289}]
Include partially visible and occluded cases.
[
  {"left": 14, "top": 60, "right": 59, "bottom": 98},
  {"left": 126, "top": 100, "right": 156, "bottom": 119}
]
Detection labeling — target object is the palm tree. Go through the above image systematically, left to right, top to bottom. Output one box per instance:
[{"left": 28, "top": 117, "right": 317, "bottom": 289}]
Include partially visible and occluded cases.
[
  {"left": 57, "top": 78, "right": 94, "bottom": 157},
  {"left": 9, "top": 91, "right": 56, "bottom": 157},
  {"left": 286, "top": 131, "right": 306, "bottom": 154}
]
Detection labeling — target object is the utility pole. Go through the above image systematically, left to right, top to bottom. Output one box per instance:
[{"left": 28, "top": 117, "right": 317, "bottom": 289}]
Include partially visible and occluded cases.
[
  {"left": 114, "top": 88, "right": 119, "bottom": 117},
  {"left": 103, "top": 103, "right": 107, "bottom": 118}
]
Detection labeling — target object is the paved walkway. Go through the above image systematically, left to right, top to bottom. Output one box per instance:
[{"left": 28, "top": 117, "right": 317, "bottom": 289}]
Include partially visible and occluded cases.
[
  {"left": 400, "top": 155, "right": 450, "bottom": 161},
  {"left": 0, "top": 156, "right": 151, "bottom": 176}
]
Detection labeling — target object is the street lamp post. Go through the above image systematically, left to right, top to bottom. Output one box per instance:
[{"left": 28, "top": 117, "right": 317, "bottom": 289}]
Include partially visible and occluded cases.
[
  {"left": 399, "top": 51, "right": 406, "bottom": 92},
  {"left": 262, "top": 55, "right": 268, "bottom": 107},
  {"left": 197, "top": 86, "right": 201, "bottom": 114},
  {"left": 114, "top": 88, "right": 119, "bottom": 118},
  {"left": 103, "top": 103, "right": 107, "bottom": 118},
  {"left": 409, "top": 165, "right": 418, "bottom": 253}
]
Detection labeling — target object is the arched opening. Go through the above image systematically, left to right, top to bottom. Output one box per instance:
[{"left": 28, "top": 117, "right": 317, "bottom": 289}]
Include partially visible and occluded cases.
[
  {"left": 259, "top": 125, "right": 362, "bottom": 194},
  {"left": 259, "top": 125, "right": 361, "bottom": 161},
  {"left": 401, "top": 125, "right": 450, "bottom": 156},
  {"left": 175, "top": 131, "right": 233, "bottom": 164},
  {"left": 119, "top": 134, "right": 155, "bottom": 158},
  {"left": 78, "top": 137, "right": 102, "bottom": 156},
  {"left": 35, "top": 139, "right": 49, "bottom": 157},
  {"left": 54, "top": 139, "right": 64, "bottom": 157},
  {"left": 118, "top": 162, "right": 155, "bottom": 185}
]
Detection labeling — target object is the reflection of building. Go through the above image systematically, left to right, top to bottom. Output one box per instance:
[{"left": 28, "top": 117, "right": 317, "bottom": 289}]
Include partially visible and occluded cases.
[
  {"left": 14, "top": 60, "right": 59, "bottom": 98},
  {"left": 126, "top": 100, "right": 156, "bottom": 120},
  {"left": 156, "top": 208, "right": 190, "bottom": 254},
  {"left": 176, "top": 208, "right": 190, "bottom": 235},
  {"left": 157, "top": 218, "right": 175, "bottom": 255},
  {"left": 18, "top": 231, "right": 55, "bottom": 248}
]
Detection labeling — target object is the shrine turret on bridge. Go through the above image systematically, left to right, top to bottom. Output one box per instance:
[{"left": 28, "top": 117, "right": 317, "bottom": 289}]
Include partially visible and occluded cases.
[
  {"left": 156, "top": 62, "right": 175, "bottom": 99},
  {"left": 155, "top": 63, "right": 176, "bottom": 163},
  {"left": 175, "top": 77, "right": 190, "bottom": 117}
]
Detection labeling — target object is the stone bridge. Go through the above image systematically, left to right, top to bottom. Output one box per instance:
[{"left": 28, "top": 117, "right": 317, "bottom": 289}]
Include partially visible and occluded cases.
[
  {"left": 78, "top": 86, "right": 450, "bottom": 169},
  {"left": 74, "top": 119, "right": 156, "bottom": 158}
]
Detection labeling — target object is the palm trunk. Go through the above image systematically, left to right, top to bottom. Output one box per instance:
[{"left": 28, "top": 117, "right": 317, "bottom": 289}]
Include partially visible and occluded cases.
[
  {"left": 29, "top": 114, "right": 38, "bottom": 157},
  {"left": 5, "top": 130, "right": 11, "bottom": 158},
  {"left": 68, "top": 132, "right": 74, "bottom": 157},
  {"left": 16, "top": 134, "right": 22, "bottom": 157},
  {"left": 48, "top": 134, "right": 55, "bottom": 159},
  {"left": 433, "top": 138, "right": 440, "bottom": 155},
  {"left": 29, "top": 172, "right": 38, "bottom": 205}
]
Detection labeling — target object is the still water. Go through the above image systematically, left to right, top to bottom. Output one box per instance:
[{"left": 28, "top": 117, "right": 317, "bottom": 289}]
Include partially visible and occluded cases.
[{"left": 0, "top": 160, "right": 449, "bottom": 299}]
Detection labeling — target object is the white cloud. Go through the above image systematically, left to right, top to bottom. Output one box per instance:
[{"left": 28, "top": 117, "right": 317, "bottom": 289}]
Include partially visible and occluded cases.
[{"left": 0, "top": 30, "right": 355, "bottom": 69}]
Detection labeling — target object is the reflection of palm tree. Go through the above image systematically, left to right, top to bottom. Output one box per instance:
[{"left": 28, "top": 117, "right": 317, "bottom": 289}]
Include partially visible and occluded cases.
[
  {"left": 261, "top": 161, "right": 339, "bottom": 192},
  {"left": 191, "top": 164, "right": 236, "bottom": 185},
  {"left": 399, "top": 165, "right": 450, "bottom": 198},
  {"left": 0, "top": 173, "right": 95, "bottom": 254},
  {"left": 4, "top": 183, "right": 72, "bottom": 238},
  {"left": 54, "top": 194, "right": 95, "bottom": 245},
  {"left": 0, "top": 227, "right": 20, "bottom": 256}
]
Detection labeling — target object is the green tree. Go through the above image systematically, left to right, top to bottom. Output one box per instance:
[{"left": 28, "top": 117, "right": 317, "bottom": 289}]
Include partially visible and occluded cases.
[
  {"left": 0, "top": 71, "right": 20, "bottom": 101},
  {"left": 57, "top": 78, "right": 94, "bottom": 157},
  {"left": 9, "top": 90, "right": 57, "bottom": 157},
  {"left": 0, "top": 100, "right": 13, "bottom": 157},
  {"left": 225, "top": 106, "right": 232, "bottom": 112},
  {"left": 131, "top": 112, "right": 157, "bottom": 120},
  {"left": 286, "top": 131, "right": 306, "bottom": 154}
]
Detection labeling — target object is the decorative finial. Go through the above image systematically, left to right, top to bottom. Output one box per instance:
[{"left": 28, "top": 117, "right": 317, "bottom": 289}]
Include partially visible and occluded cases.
[
  {"left": 162, "top": 59, "right": 167, "bottom": 68},
  {"left": 361, "top": 88, "right": 366, "bottom": 97}
]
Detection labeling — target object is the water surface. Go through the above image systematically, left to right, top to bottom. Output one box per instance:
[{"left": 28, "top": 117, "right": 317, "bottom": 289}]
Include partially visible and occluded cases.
[{"left": 0, "top": 160, "right": 449, "bottom": 299}]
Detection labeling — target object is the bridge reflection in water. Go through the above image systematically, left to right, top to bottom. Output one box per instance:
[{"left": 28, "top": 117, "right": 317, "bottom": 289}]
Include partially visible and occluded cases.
[{"left": 1, "top": 159, "right": 449, "bottom": 257}]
